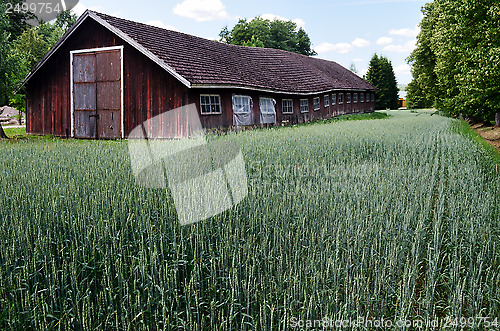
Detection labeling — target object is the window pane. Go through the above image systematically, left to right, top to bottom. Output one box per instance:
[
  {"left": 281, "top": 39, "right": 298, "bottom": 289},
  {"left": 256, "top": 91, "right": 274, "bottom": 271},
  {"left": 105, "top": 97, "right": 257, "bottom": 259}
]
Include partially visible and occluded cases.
[
  {"left": 200, "top": 95, "right": 221, "bottom": 114},
  {"left": 233, "top": 95, "right": 251, "bottom": 114},
  {"left": 260, "top": 97, "right": 276, "bottom": 114},
  {"left": 313, "top": 97, "right": 320, "bottom": 110},
  {"left": 283, "top": 99, "right": 293, "bottom": 114},
  {"left": 300, "top": 99, "right": 309, "bottom": 112}
]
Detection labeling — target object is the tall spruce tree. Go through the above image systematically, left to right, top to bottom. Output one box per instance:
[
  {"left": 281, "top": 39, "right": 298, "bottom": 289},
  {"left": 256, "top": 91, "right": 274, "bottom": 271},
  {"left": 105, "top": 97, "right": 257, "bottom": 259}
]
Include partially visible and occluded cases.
[{"left": 365, "top": 54, "right": 399, "bottom": 110}]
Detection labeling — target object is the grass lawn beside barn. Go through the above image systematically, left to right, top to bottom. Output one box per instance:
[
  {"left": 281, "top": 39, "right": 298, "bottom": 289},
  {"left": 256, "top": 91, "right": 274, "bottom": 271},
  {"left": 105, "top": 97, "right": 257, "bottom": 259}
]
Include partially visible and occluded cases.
[{"left": 0, "top": 111, "right": 499, "bottom": 329}]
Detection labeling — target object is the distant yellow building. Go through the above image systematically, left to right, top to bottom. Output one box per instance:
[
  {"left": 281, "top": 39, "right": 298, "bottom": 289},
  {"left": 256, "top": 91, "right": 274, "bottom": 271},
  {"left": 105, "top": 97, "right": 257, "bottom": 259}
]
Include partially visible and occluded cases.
[
  {"left": 398, "top": 91, "right": 407, "bottom": 108},
  {"left": 399, "top": 98, "right": 406, "bottom": 108}
]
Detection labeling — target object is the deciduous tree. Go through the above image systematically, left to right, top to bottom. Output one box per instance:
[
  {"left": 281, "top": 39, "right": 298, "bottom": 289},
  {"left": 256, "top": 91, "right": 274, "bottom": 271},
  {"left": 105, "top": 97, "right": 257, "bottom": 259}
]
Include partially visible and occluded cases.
[
  {"left": 407, "top": 0, "right": 500, "bottom": 125},
  {"left": 220, "top": 17, "right": 316, "bottom": 56}
]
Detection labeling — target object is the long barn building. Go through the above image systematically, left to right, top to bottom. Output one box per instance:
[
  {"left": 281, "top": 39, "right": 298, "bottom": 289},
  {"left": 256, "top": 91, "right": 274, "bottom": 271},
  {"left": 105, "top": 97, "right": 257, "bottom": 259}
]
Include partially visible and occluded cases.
[{"left": 23, "top": 10, "right": 377, "bottom": 139}]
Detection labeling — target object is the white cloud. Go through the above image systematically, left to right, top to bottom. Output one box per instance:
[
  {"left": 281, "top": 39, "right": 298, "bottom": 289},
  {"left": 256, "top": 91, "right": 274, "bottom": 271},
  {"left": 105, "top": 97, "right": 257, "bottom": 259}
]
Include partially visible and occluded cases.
[
  {"left": 173, "top": 0, "right": 229, "bottom": 21},
  {"left": 260, "top": 14, "right": 306, "bottom": 30},
  {"left": 147, "top": 20, "right": 179, "bottom": 31},
  {"left": 389, "top": 25, "right": 420, "bottom": 37},
  {"left": 376, "top": 36, "right": 393, "bottom": 45},
  {"left": 316, "top": 37, "right": 371, "bottom": 55},
  {"left": 352, "top": 38, "right": 370, "bottom": 48},
  {"left": 383, "top": 39, "right": 417, "bottom": 53},
  {"left": 316, "top": 42, "right": 354, "bottom": 54},
  {"left": 352, "top": 58, "right": 363, "bottom": 63},
  {"left": 394, "top": 64, "right": 411, "bottom": 75}
]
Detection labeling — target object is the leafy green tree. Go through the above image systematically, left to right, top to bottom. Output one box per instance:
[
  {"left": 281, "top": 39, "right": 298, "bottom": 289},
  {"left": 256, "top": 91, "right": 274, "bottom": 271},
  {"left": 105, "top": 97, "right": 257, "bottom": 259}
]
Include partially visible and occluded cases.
[
  {"left": 2, "top": 0, "right": 36, "bottom": 41},
  {"left": 408, "top": 0, "right": 500, "bottom": 125},
  {"left": 0, "top": 2, "right": 17, "bottom": 105},
  {"left": 406, "top": 2, "right": 437, "bottom": 109},
  {"left": 0, "top": 7, "right": 10, "bottom": 137},
  {"left": 54, "top": 9, "right": 77, "bottom": 30},
  {"left": 220, "top": 17, "right": 316, "bottom": 56},
  {"left": 242, "top": 35, "right": 265, "bottom": 48},
  {"left": 365, "top": 54, "right": 399, "bottom": 110},
  {"left": 406, "top": 80, "right": 433, "bottom": 109}
]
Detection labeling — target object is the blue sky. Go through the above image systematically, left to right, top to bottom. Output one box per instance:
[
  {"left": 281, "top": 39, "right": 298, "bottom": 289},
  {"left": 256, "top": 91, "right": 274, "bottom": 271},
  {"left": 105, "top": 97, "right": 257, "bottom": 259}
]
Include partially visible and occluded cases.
[{"left": 73, "top": 0, "right": 427, "bottom": 85}]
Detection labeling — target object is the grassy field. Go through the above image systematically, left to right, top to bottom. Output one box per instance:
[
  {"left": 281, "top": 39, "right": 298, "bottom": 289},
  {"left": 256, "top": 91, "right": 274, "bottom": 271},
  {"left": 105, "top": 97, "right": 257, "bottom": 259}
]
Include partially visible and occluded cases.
[{"left": 0, "top": 111, "right": 499, "bottom": 330}]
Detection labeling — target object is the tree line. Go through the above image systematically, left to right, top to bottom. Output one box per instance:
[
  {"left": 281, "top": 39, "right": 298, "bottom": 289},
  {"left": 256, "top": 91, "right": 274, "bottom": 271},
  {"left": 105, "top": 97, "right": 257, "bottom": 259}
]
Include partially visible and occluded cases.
[{"left": 407, "top": 0, "right": 500, "bottom": 125}]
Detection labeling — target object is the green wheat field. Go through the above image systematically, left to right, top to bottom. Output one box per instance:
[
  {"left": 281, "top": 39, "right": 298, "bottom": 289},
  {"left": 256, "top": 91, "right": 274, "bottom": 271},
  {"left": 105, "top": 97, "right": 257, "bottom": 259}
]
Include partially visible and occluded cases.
[{"left": 0, "top": 111, "right": 499, "bottom": 330}]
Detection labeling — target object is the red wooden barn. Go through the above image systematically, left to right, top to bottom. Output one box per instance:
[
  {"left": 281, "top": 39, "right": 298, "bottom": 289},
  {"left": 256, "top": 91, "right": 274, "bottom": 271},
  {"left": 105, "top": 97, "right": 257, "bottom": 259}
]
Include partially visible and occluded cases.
[{"left": 23, "top": 10, "right": 377, "bottom": 139}]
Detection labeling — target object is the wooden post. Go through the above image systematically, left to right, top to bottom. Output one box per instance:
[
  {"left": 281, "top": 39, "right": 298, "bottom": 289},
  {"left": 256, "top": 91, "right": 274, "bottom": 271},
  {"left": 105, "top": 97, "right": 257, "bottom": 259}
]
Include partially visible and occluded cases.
[
  {"left": 0, "top": 107, "right": 8, "bottom": 138},
  {"left": 0, "top": 125, "right": 7, "bottom": 139}
]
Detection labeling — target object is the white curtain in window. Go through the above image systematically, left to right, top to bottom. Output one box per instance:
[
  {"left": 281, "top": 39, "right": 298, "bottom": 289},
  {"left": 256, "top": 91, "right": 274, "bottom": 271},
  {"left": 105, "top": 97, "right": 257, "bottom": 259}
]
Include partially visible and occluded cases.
[
  {"left": 233, "top": 95, "right": 253, "bottom": 126},
  {"left": 259, "top": 97, "right": 276, "bottom": 124}
]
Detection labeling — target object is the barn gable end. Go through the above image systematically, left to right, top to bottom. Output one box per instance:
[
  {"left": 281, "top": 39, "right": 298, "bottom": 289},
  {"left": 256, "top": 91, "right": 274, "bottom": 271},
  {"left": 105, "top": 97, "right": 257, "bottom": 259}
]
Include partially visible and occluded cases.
[{"left": 25, "top": 16, "right": 190, "bottom": 137}]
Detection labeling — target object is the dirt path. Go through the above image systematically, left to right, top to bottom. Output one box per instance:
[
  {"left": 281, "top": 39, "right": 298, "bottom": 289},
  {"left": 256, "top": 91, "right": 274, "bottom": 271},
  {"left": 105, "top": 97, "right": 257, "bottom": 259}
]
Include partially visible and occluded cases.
[{"left": 470, "top": 123, "right": 500, "bottom": 153}]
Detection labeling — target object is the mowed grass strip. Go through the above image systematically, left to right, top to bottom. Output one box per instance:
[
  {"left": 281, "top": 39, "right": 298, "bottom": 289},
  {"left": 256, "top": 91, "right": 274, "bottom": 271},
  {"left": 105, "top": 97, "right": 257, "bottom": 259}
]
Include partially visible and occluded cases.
[{"left": 0, "top": 111, "right": 498, "bottom": 330}]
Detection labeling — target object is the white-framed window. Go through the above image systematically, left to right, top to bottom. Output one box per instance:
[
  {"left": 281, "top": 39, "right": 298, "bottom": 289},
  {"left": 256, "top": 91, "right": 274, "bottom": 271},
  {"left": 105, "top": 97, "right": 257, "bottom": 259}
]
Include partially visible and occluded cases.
[
  {"left": 332, "top": 93, "right": 337, "bottom": 105},
  {"left": 338, "top": 93, "right": 344, "bottom": 104},
  {"left": 346, "top": 93, "right": 351, "bottom": 104},
  {"left": 353, "top": 93, "right": 358, "bottom": 103},
  {"left": 360, "top": 93, "right": 365, "bottom": 103},
  {"left": 372, "top": 93, "right": 375, "bottom": 102},
  {"left": 200, "top": 94, "right": 222, "bottom": 114},
  {"left": 232, "top": 95, "right": 253, "bottom": 126},
  {"left": 233, "top": 95, "right": 252, "bottom": 114},
  {"left": 324, "top": 95, "right": 330, "bottom": 107},
  {"left": 259, "top": 97, "right": 277, "bottom": 124},
  {"left": 313, "top": 97, "right": 321, "bottom": 111},
  {"left": 282, "top": 99, "right": 293, "bottom": 114},
  {"left": 300, "top": 99, "right": 309, "bottom": 113}
]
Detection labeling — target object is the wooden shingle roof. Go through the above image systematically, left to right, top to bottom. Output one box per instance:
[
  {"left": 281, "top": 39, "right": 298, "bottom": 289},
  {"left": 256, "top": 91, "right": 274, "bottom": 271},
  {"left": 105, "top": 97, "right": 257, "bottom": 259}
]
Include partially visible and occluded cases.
[{"left": 24, "top": 10, "right": 377, "bottom": 94}]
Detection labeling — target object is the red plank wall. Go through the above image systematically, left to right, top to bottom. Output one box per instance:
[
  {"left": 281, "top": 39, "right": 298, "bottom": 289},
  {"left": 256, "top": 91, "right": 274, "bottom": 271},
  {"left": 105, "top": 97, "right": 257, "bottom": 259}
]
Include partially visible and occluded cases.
[{"left": 189, "top": 89, "right": 375, "bottom": 130}]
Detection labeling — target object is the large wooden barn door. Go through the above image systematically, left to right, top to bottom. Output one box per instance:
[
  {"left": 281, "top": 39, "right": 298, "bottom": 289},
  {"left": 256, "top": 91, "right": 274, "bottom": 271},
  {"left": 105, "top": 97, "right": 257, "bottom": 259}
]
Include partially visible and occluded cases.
[{"left": 72, "top": 46, "right": 123, "bottom": 139}]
